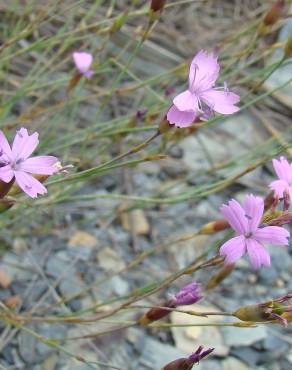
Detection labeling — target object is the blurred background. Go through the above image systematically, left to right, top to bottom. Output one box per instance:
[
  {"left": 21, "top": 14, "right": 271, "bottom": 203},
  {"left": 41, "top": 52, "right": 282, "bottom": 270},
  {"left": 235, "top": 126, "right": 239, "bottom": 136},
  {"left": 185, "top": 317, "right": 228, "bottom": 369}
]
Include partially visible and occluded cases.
[{"left": 0, "top": 1, "right": 291, "bottom": 369}]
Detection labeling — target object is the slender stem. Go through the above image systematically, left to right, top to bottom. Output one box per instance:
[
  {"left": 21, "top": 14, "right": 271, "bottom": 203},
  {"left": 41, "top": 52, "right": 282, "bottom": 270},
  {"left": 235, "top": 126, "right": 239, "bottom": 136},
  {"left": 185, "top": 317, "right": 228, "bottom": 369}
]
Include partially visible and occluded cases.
[
  {"left": 97, "top": 130, "right": 160, "bottom": 169},
  {"left": 126, "top": 305, "right": 233, "bottom": 317}
]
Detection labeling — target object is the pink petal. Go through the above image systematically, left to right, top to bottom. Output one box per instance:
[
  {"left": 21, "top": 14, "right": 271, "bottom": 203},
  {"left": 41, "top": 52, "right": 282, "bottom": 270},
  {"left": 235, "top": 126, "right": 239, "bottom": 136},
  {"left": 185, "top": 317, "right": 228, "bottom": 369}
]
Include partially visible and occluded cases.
[
  {"left": 189, "top": 50, "right": 220, "bottom": 92},
  {"left": 73, "top": 52, "right": 93, "bottom": 74},
  {"left": 84, "top": 70, "right": 94, "bottom": 79},
  {"left": 201, "top": 89, "right": 240, "bottom": 114},
  {"left": 173, "top": 90, "right": 198, "bottom": 112},
  {"left": 166, "top": 105, "right": 197, "bottom": 128},
  {"left": 12, "top": 128, "right": 39, "bottom": 161},
  {"left": 0, "top": 130, "right": 12, "bottom": 159},
  {"left": 18, "top": 156, "right": 59, "bottom": 175},
  {"left": 272, "top": 157, "right": 292, "bottom": 183},
  {"left": 0, "top": 165, "right": 14, "bottom": 183},
  {"left": 14, "top": 171, "right": 47, "bottom": 198},
  {"left": 269, "top": 179, "right": 289, "bottom": 199},
  {"left": 243, "top": 194, "right": 264, "bottom": 232},
  {"left": 220, "top": 199, "right": 248, "bottom": 234},
  {"left": 254, "top": 226, "right": 290, "bottom": 246},
  {"left": 219, "top": 235, "right": 246, "bottom": 265},
  {"left": 246, "top": 238, "right": 270, "bottom": 270}
]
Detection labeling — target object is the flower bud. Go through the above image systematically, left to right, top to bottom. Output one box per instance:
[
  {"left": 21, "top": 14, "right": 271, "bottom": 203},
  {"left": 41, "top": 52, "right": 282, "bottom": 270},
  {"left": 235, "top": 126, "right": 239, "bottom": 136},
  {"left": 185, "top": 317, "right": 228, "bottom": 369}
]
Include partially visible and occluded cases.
[
  {"left": 150, "top": 0, "right": 167, "bottom": 15},
  {"left": 258, "top": 0, "right": 285, "bottom": 35},
  {"left": 110, "top": 11, "right": 128, "bottom": 34},
  {"left": 67, "top": 73, "right": 82, "bottom": 92},
  {"left": 0, "top": 178, "right": 15, "bottom": 198},
  {"left": 283, "top": 188, "right": 290, "bottom": 211},
  {"left": 264, "top": 190, "right": 276, "bottom": 211},
  {"left": 267, "top": 212, "right": 292, "bottom": 226},
  {"left": 199, "top": 219, "right": 230, "bottom": 234},
  {"left": 206, "top": 264, "right": 234, "bottom": 290},
  {"left": 139, "top": 282, "right": 202, "bottom": 325},
  {"left": 172, "top": 282, "right": 202, "bottom": 306},
  {"left": 233, "top": 294, "right": 292, "bottom": 326},
  {"left": 138, "top": 299, "right": 175, "bottom": 325},
  {"left": 161, "top": 346, "right": 214, "bottom": 370}
]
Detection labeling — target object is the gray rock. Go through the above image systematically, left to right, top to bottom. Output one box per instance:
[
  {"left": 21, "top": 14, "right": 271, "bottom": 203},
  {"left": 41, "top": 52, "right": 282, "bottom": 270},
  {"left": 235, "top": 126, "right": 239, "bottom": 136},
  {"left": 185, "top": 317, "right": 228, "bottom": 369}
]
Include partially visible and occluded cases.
[
  {"left": 67, "top": 245, "right": 92, "bottom": 261},
  {"left": 46, "top": 252, "right": 75, "bottom": 278},
  {"left": 110, "top": 275, "right": 130, "bottom": 295},
  {"left": 59, "top": 276, "right": 84, "bottom": 298},
  {"left": 36, "top": 324, "right": 66, "bottom": 356},
  {"left": 222, "top": 325, "right": 267, "bottom": 347},
  {"left": 18, "top": 326, "right": 39, "bottom": 364},
  {"left": 260, "top": 335, "right": 290, "bottom": 362},
  {"left": 138, "top": 337, "right": 186, "bottom": 369},
  {"left": 231, "top": 347, "right": 261, "bottom": 367},
  {"left": 222, "top": 357, "right": 252, "bottom": 370},
  {"left": 199, "top": 359, "right": 223, "bottom": 370},
  {"left": 280, "top": 359, "right": 292, "bottom": 370}
]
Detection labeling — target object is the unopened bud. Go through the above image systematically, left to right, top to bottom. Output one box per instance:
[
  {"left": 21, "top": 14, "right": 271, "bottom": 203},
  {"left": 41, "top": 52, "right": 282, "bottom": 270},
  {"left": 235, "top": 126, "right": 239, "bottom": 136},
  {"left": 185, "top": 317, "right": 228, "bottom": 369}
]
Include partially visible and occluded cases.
[
  {"left": 151, "top": 0, "right": 167, "bottom": 12},
  {"left": 258, "top": 0, "right": 285, "bottom": 35},
  {"left": 110, "top": 11, "right": 128, "bottom": 34},
  {"left": 284, "top": 36, "right": 292, "bottom": 59},
  {"left": 67, "top": 73, "right": 82, "bottom": 92},
  {"left": 0, "top": 178, "right": 15, "bottom": 199},
  {"left": 283, "top": 188, "right": 290, "bottom": 211},
  {"left": 264, "top": 190, "right": 276, "bottom": 211},
  {"left": 267, "top": 212, "right": 292, "bottom": 226},
  {"left": 199, "top": 219, "right": 230, "bottom": 234},
  {"left": 206, "top": 264, "right": 235, "bottom": 290},
  {"left": 139, "top": 282, "right": 202, "bottom": 325},
  {"left": 172, "top": 282, "right": 202, "bottom": 306},
  {"left": 233, "top": 294, "right": 292, "bottom": 326},
  {"left": 138, "top": 300, "right": 175, "bottom": 326},
  {"left": 233, "top": 304, "right": 267, "bottom": 322},
  {"left": 161, "top": 346, "right": 214, "bottom": 370}
]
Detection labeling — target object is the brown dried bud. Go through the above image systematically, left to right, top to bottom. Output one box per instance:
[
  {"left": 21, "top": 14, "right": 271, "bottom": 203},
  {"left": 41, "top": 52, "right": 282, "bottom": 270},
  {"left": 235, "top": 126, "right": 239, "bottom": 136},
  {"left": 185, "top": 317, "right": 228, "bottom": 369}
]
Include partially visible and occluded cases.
[
  {"left": 150, "top": 0, "right": 167, "bottom": 13},
  {"left": 259, "top": 0, "right": 285, "bottom": 35},
  {"left": 264, "top": 0, "right": 285, "bottom": 25},
  {"left": 67, "top": 73, "right": 82, "bottom": 92},
  {"left": 0, "top": 178, "right": 15, "bottom": 199},
  {"left": 264, "top": 190, "right": 276, "bottom": 211},
  {"left": 199, "top": 219, "right": 230, "bottom": 234},
  {"left": 206, "top": 264, "right": 235, "bottom": 290},
  {"left": 138, "top": 300, "right": 175, "bottom": 326},
  {"left": 161, "top": 347, "right": 214, "bottom": 370},
  {"left": 161, "top": 358, "right": 192, "bottom": 370}
]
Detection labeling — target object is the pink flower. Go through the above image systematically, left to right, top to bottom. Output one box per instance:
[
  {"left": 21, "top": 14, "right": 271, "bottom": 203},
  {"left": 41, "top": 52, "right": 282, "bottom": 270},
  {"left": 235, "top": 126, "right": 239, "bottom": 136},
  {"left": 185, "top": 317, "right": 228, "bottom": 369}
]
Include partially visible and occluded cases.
[
  {"left": 166, "top": 50, "right": 240, "bottom": 127},
  {"left": 73, "top": 52, "right": 94, "bottom": 78},
  {"left": 0, "top": 128, "right": 59, "bottom": 198},
  {"left": 269, "top": 156, "right": 292, "bottom": 200},
  {"left": 219, "top": 194, "right": 290, "bottom": 269},
  {"left": 172, "top": 282, "right": 202, "bottom": 306}
]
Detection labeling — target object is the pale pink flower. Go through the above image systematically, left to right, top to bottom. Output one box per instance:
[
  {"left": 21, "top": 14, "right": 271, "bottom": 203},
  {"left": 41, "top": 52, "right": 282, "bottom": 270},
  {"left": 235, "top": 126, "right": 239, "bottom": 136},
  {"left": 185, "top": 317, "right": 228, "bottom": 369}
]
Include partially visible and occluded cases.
[
  {"left": 167, "top": 50, "right": 240, "bottom": 127},
  {"left": 73, "top": 52, "right": 94, "bottom": 78},
  {"left": 0, "top": 128, "right": 59, "bottom": 198},
  {"left": 269, "top": 156, "right": 292, "bottom": 200},
  {"left": 219, "top": 194, "right": 290, "bottom": 269},
  {"left": 172, "top": 282, "right": 202, "bottom": 306}
]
